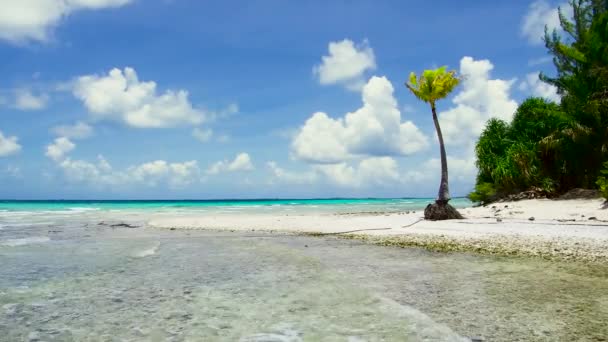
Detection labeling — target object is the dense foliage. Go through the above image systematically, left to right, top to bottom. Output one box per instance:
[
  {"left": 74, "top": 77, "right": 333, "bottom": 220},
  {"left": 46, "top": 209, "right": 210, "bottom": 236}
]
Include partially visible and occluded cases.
[{"left": 470, "top": 0, "right": 608, "bottom": 202}]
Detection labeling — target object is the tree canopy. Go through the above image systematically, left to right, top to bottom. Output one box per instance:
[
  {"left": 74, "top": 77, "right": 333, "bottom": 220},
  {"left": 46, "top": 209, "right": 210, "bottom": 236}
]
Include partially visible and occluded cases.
[{"left": 470, "top": 0, "right": 608, "bottom": 202}]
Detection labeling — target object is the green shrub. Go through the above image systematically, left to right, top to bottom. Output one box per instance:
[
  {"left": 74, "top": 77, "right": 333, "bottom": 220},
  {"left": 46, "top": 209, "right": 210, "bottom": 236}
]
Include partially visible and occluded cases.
[
  {"left": 596, "top": 162, "right": 608, "bottom": 200},
  {"left": 467, "top": 182, "right": 497, "bottom": 205}
]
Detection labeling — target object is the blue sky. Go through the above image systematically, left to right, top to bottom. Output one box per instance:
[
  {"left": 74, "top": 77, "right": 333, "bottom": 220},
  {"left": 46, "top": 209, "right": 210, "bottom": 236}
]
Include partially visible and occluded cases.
[{"left": 0, "top": 0, "right": 565, "bottom": 199}]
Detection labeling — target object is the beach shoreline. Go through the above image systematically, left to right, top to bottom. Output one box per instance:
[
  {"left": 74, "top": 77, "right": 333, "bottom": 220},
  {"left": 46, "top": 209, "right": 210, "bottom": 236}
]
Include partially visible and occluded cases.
[{"left": 148, "top": 198, "right": 608, "bottom": 263}]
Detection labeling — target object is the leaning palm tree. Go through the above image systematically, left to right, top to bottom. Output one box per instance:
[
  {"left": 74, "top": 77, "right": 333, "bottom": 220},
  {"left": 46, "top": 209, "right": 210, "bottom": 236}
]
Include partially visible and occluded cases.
[{"left": 406, "top": 66, "right": 463, "bottom": 220}]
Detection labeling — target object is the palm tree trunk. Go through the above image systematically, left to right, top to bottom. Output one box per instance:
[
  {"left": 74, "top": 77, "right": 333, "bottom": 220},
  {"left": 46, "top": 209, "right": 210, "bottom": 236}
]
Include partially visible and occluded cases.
[{"left": 431, "top": 103, "right": 451, "bottom": 204}]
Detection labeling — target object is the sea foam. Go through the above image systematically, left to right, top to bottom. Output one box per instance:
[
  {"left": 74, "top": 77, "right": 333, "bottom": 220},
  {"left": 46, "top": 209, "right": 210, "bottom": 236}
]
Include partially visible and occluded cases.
[
  {"left": 1, "top": 236, "right": 51, "bottom": 247},
  {"left": 131, "top": 242, "right": 160, "bottom": 258}
]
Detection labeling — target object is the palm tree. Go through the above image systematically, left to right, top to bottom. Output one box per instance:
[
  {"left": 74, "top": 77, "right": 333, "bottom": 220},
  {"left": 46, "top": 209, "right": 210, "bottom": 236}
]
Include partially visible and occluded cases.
[{"left": 406, "top": 66, "right": 463, "bottom": 220}]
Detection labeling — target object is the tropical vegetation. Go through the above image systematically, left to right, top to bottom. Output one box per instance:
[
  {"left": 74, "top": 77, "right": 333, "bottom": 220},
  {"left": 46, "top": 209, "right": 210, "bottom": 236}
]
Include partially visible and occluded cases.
[
  {"left": 469, "top": 0, "right": 608, "bottom": 203},
  {"left": 406, "top": 67, "right": 464, "bottom": 219}
]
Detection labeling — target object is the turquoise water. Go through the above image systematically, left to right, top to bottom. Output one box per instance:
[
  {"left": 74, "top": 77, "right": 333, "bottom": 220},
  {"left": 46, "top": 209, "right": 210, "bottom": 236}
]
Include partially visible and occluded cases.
[
  {"left": 0, "top": 198, "right": 472, "bottom": 213},
  {"left": 2, "top": 198, "right": 608, "bottom": 340}
]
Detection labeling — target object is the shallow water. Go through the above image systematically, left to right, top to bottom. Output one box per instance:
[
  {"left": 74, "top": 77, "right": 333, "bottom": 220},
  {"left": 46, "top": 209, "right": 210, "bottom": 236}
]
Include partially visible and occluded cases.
[
  {"left": 0, "top": 197, "right": 472, "bottom": 215},
  {"left": 1, "top": 211, "right": 607, "bottom": 341}
]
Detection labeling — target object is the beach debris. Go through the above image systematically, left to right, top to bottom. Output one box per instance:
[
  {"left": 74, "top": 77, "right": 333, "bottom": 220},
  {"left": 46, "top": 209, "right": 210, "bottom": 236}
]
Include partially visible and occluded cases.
[
  {"left": 559, "top": 188, "right": 601, "bottom": 200},
  {"left": 528, "top": 217, "right": 535, "bottom": 221},
  {"left": 589, "top": 217, "right": 597, "bottom": 221},
  {"left": 496, "top": 218, "right": 502, "bottom": 222},
  {"left": 97, "top": 221, "right": 138, "bottom": 228},
  {"left": 109, "top": 223, "right": 139, "bottom": 228},
  {"left": 170, "top": 228, "right": 176, "bottom": 231}
]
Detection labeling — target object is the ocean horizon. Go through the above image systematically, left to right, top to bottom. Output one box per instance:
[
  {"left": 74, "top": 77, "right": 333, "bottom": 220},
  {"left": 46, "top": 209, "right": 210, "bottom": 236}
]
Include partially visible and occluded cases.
[{"left": 0, "top": 197, "right": 473, "bottom": 213}]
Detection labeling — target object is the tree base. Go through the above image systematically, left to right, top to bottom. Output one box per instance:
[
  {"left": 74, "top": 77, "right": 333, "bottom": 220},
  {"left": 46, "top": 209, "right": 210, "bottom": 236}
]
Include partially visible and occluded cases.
[{"left": 424, "top": 201, "right": 464, "bottom": 221}]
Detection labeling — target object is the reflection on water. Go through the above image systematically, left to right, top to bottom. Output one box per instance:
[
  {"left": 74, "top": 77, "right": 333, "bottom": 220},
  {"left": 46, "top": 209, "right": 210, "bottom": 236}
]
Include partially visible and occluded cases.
[{"left": 0, "top": 212, "right": 607, "bottom": 341}]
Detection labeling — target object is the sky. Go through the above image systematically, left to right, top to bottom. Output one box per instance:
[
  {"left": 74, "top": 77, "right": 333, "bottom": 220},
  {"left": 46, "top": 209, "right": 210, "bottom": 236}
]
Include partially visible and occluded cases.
[{"left": 0, "top": 0, "right": 566, "bottom": 199}]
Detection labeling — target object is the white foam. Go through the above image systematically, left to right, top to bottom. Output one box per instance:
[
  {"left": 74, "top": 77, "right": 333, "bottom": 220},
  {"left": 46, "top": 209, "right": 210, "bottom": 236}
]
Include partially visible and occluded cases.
[
  {"left": 68, "top": 207, "right": 101, "bottom": 212},
  {"left": 2, "top": 221, "right": 55, "bottom": 227},
  {"left": 1, "top": 236, "right": 50, "bottom": 247},
  {"left": 131, "top": 242, "right": 160, "bottom": 258},
  {"left": 239, "top": 323, "right": 302, "bottom": 342}
]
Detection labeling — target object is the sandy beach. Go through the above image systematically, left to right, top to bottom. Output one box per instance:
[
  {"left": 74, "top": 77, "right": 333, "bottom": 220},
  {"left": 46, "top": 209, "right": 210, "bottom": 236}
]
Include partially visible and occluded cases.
[{"left": 149, "top": 198, "right": 608, "bottom": 263}]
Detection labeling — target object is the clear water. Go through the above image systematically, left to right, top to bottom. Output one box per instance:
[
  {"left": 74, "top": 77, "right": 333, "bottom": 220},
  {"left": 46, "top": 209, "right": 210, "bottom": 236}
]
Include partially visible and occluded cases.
[
  {"left": 0, "top": 198, "right": 472, "bottom": 214},
  {"left": 1, "top": 204, "right": 607, "bottom": 341}
]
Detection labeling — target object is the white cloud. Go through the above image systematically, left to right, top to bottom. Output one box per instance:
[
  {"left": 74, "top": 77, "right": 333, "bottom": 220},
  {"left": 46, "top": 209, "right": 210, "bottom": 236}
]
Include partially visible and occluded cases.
[
  {"left": 0, "top": 0, "right": 134, "bottom": 43},
  {"left": 521, "top": 0, "right": 568, "bottom": 44},
  {"left": 313, "top": 39, "right": 376, "bottom": 91},
  {"left": 439, "top": 56, "right": 519, "bottom": 147},
  {"left": 72, "top": 67, "right": 207, "bottom": 128},
  {"left": 519, "top": 72, "right": 560, "bottom": 102},
  {"left": 292, "top": 76, "right": 429, "bottom": 164},
  {"left": 14, "top": 88, "right": 48, "bottom": 110},
  {"left": 52, "top": 121, "right": 93, "bottom": 139},
  {"left": 192, "top": 127, "right": 213, "bottom": 143},
  {"left": 0, "top": 131, "right": 22, "bottom": 157},
  {"left": 45, "top": 137, "right": 75, "bottom": 161},
  {"left": 46, "top": 141, "right": 203, "bottom": 188},
  {"left": 206, "top": 153, "right": 254, "bottom": 175},
  {"left": 420, "top": 156, "right": 477, "bottom": 184},
  {"left": 57, "top": 157, "right": 201, "bottom": 188},
  {"left": 268, "top": 157, "right": 402, "bottom": 189},
  {"left": 315, "top": 157, "right": 400, "bottom": 188},
  {"left": 128, "top": 160, "right": 200, "bottom": 187},
  {"left": 267, "top": 161, "right": 318, "bottom": 185}
]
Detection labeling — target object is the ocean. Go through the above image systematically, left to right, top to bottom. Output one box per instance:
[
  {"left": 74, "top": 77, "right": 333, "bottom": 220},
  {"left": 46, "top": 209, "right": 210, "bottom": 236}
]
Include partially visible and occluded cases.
[
  {"left": 1, "top": 197, "right": 607, "bottom": 341},
  {"left": 0, "top": 198, "right": 472, "bottom": 214}
]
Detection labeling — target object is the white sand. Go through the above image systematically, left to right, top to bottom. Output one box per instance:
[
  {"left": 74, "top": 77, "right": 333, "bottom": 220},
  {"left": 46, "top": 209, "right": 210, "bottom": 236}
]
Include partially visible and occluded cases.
[{"left": 148, "top": 199, "right": 608, "bottom": 262}]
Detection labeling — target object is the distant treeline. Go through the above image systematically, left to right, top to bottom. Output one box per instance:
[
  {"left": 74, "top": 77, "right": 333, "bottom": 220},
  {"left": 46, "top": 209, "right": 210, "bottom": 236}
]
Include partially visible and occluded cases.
[{"left": 469, "top": 0, "right": 608, "bottom": 203}]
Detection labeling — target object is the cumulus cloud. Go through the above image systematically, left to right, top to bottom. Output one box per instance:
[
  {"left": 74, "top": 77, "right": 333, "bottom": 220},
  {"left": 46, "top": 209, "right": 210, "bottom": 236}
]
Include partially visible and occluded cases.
[
  {"left": 0, "top": 0, "right": 134, "bottom": 43},
  {"left": 521, "top": 0, "right": 569, "bottom": 44},
  {"left": 313, "top": 39, "right": 376, "bottom": 91},
  {"left": 439, "top": 56, "right": 518, "bottom": 147},
  {"left": 72, "top": 67, "right": 208, "bottom": 128},
  {"left": 519, "top": 72, "right": 560, "bottom": 102},
  {"left": 292, "top": 76, "right": 429, "bottom": 164},
  {"left": 13, "top": 88, "right": 49, "bottom": 110},
  {"left": 52, "top": 121, "right": 93, "bottom": 139},
  {"left": 192, "top": 127, "right": 213, "bottom": 143},
  {"left": 0, "top": 131, "right": 22, "bottom": 157},
  {"left": 45, "top": 137, "right": 75, "bottom": 161},
  {"left": 45, "top": 140, "right": 202, "bottom": 188},
  {"left": 206, "top": 153, "right": 254, "bottom": 175},
  {"left": 420, "top": 156, "right": 477, "bottom": 184},
  {"left": 268, "top": 157, "right": 402, "bottom": 188},
  {"left": 315, "top": 157, "right": 400, "bottom": 188},
  {"left": 128, "top": 160, "right": 200, "bottom": 187},
  {"left": 267, "top": 161, "right": 318, "bottom": 185}
]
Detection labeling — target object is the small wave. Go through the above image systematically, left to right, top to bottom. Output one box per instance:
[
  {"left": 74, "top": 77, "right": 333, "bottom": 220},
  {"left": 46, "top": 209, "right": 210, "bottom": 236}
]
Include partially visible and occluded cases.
[
  {"left": 68, "top": 207, "right": 101, "bottom": 212},
  {"left": 2, "top": 221, "right": 55, "bottom": 227},
  {"left": 1, "top": 236, "right": 50, "bottom": 247},
  {"left": 131, "top": 242, "right": 160, "bottom": 258},
  {"left": 239, "top": 324, "right": 302, "bottom": 342}
]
